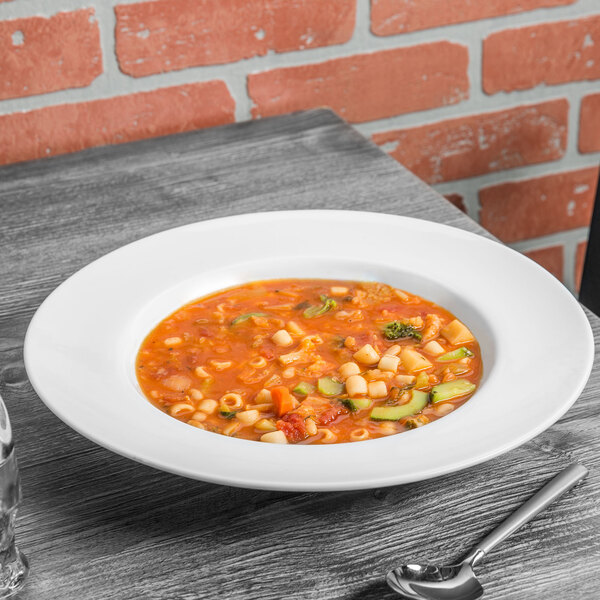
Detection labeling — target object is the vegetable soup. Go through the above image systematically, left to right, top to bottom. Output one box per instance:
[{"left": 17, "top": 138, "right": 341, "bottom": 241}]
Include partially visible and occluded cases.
[{"left": 136, "top": 279, "right": 482, "bottom": 444}]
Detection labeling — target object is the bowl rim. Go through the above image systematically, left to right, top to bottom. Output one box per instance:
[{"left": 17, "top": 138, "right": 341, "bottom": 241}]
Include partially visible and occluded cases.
[{"left": 24, "top": 210, "right": 595, "bottom": 490}]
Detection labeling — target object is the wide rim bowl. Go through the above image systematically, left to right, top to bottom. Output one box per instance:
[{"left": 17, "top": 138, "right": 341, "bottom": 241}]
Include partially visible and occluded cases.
[{"left": 24, "top": 210, "right": 594, "bottom": 491}]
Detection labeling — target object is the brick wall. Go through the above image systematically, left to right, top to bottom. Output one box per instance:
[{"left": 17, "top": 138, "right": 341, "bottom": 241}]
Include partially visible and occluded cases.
[{"left": 1, "top": 0, "right": 599, "bottom": 293}]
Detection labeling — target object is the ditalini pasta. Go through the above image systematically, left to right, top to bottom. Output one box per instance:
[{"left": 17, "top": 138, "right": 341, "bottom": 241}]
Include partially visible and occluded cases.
[{"left": 136, "top": 279, "right": 482, "bottom": 444}]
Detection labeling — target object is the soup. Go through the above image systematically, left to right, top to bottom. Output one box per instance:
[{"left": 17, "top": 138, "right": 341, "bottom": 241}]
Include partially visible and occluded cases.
[{"left": 136, "top": 279, "right": 482, "bottom": 444}]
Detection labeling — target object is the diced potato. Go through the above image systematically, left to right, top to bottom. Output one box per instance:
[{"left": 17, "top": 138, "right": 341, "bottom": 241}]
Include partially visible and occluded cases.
[
  {"left": 330, "top": 286, "right": 349, "bottom": 296},
  {"left": 441, "top": 319, "right": 475, "bottom": 345},
  {"left": 286, "top": 321, "right": 304, "bottom": 336},
  {"left": 164, "top": 337, "right": 182, "bottom": 346},
  {"left": 422, "top": 340, "right": 446, "bottom": 356},
  {"left": 353, "top": 343, "right": 380, "bottom": 365},
  {"left": 384, "top": 344, "right": 401, "bottom": 356},
  {"left": 400, "top": 348, "right": 432, "bottom": 373},
  {"left": 378, "top": 355, "right": 400, "bottom": 372},
  {"left": 339, "top": 362, "right": 361, "bottom": 379},
  {"left": 414, "top": 371, "right": 430, "bottom": 389},
  {"left": 346, "top": 374, "right": 368, "bottom": 397},
  {"left": 395, "top": 374, "right": 416, "bottom": 386},
  {"left": 162, "top": 375, "right": 192, "bottom": 392},
  {"left": 368, "top": 380, "right": 387, "bottom": 398},
  {"left": 255, "top": 389, "right": 272, "bottom": 403},
  {"left": 197, "top": 399, "right": 218, "bottom": 414},
  {"left": 236, "top": 409, "right": 260, "bottom": 426},
  {"left": 255, "top": 418, "right": 277, "bottom": 432},
  {"left": 261, "top": 430, "right": 288, "bottom": 444}
]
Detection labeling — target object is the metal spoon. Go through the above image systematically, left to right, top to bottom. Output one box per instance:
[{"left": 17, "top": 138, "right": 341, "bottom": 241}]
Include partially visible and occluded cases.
[{"left": 387, "top": 463, "right": 588, "bottom": 600}]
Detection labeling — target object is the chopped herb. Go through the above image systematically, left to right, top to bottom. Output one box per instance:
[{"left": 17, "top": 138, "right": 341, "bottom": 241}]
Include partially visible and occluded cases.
[
  {"left": 303, "top": 295, "right": 337, "bottom": 318},
  {"left": 231, "top": 312, "right": 268, "bottom": 326},
  {"left": 382, "top": 321, "right": 422, "bottom": 341},
  {"left": 219, "top": 410, "right": 237, "bottom": 419}
]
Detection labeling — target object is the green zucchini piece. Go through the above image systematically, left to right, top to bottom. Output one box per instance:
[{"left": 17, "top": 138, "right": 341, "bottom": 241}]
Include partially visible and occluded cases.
[
  {"left": 303, "top": 295, "right": 337, "bottom": 318},
  {"left": 231, "top": 312, "right": 268, "bottom": 326},
  {"left": 437, "top": 347, "right": 474, "bottom": 362},
  {"left": 318, "top": 376, "right": 344, "bottom": 396},
  {"left": 430, "top": 379, "right": 476, "bottom": 403},
  {"left": 293, "top": 382, "right": 315, "bottom": 396},
  {"left": 370, "top": 390, "right": 429, "bottom": 421},
  {"left": 342, "top": 397, "right": 372, "bottom": 412}
]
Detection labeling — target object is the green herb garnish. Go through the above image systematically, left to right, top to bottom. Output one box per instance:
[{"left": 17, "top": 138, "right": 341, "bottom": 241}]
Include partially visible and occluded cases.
[
  {"left": 382, "top": 321, "right": 422, "bottom": 341},
  {"left": 219, "top": 410, "right": 237, "bottom": 419}
]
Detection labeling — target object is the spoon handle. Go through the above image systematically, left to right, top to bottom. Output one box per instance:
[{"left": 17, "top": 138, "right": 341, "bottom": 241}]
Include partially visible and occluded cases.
[{"left": 467, "top": 463, "right": 588, "bottom": 566}]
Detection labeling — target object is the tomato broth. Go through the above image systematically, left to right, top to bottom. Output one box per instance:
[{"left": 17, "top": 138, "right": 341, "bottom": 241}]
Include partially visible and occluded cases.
[{"left": 136, "top": 279, "right": 482, "bottom": 444}]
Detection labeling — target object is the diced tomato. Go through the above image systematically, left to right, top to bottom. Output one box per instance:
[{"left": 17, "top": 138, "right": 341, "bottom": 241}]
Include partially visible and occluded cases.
[
  {"left": 259, "top": 348, "right": 275, "bottom": 360},
  {"left": 271, "top": 386, "right": 294, "bottom": 416},
  {"left": 318, "top": 405, "right": 348, "bottom": 426},
  {"left": 277, "top": 413, "right": 307, "bottom": 443}
]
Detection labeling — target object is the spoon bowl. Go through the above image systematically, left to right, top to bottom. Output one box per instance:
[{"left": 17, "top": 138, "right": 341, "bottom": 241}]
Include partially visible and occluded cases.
[
  {"left": 386, "top": 464, "right": 588, "bottom": 600},
  {"left": 386, "top": 561, "right": 483, "bottom": 600}
]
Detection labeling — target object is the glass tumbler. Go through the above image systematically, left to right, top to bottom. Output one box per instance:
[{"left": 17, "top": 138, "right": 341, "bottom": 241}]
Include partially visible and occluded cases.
[{"left": 0, "top": 394, "right": 28, "bottom": 596}]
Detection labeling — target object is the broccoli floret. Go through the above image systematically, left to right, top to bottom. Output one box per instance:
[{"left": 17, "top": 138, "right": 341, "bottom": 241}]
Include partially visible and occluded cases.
[
  {"left": 303, "top": 295, "right": 337, "bottom": 318},
  {"left": 382, "top": 321, "right": 422, "bottom": 341}
]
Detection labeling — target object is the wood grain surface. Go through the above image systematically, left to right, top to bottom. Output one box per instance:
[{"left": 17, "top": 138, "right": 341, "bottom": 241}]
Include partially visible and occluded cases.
[{"left": 1, "top": 110, "right": 598, "bottom": 599}]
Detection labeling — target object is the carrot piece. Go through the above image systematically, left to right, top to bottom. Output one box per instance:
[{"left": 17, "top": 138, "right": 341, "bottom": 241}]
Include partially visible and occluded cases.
[{"left": 271, "top": 386, "right": 294, "bottom": 417}]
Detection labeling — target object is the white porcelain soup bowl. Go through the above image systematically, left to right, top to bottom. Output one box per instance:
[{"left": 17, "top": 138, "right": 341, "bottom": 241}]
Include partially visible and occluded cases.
[{"left": 24, "top": 211, "right": 593, "bottom": 491}]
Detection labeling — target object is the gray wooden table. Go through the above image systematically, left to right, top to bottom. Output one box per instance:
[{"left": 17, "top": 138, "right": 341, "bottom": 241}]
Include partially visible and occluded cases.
[{"left": 1, "top": 110, "right": 599, "bottom": 599}]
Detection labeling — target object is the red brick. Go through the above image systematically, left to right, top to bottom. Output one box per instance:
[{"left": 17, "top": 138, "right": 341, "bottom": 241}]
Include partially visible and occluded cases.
[
  {"left": 115, "top": 0, "right": 356, "bottom": 77},
  {"left": 371, "top": 0, "right": 575, "bottom": 36},
  {"left": 0, "top": 9, "right": 102, "bottom": 101},
  {"left": 483, "top": 16, "right": 600, "bottom": 94},
  {"left": 249, "top": 43, "right": 468, "bottom": 123},
  {"left": 0, "top": 82, "right": 234, "bottom": 166},
  {"left": 579, "top": 94, "right": 600, "bottom": 153},
  {"left": 372, "top": 100, "right": 567, "bottom": 184},
  {"left": 479, "top": 167, "right": 598, "bottom": 243},
  {"left": 444, "top": 193, "right": 467, "bottom": 213},
  {"left": 575, "top": 241, "right": 588, "bottom": 292},
  {"left": 524, "top": 246, "right": 564, "bottom": 281}
]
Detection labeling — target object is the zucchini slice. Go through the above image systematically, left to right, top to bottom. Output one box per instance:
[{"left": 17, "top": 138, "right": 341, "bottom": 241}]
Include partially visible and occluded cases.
[
  {"left": 431, "top": 379, "right": 476, "bottom": 403},
  {"left": 370, "top": 390, "right": 429, "bottom": 421}
]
